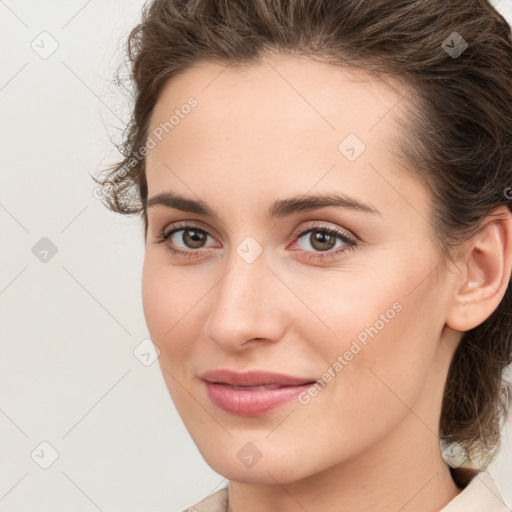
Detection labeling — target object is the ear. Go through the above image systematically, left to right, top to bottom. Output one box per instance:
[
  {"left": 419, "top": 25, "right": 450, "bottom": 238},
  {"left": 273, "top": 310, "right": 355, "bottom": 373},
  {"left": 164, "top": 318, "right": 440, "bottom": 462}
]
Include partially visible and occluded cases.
[{"left": 446, "top": 205, "right": 512, "bottom": 332}]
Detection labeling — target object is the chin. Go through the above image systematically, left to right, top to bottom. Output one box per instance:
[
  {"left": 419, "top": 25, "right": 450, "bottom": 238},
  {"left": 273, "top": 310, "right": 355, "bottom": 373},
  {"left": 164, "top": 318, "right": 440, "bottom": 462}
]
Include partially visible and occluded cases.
[
  {"left": 193, "top": 439, "right": 318, "bottom": 485},
  {"left": 207, "top": 457, "right": 304, "bottom": 485}
]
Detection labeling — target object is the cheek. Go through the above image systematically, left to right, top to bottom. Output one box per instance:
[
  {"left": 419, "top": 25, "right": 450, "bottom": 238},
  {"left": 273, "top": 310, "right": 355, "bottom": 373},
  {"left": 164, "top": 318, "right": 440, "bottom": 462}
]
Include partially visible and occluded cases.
[
  {"left": 141, "top": 257, "right": 215, "bottom": 383},
  {"left": 141, "top": 259, "right": 191, "bottom": 354},
  {"left": 141, "top": 261, "right": 166, "bottom": 339},
  {"left": 311, "top": 270, "right": 443, "bottom": 433}
]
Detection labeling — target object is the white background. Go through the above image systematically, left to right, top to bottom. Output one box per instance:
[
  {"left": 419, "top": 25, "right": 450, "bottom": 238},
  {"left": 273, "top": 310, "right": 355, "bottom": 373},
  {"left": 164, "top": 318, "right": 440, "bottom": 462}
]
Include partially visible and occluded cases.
[{"left": 1, "top": 1, "right": 511, "bottom": 510}]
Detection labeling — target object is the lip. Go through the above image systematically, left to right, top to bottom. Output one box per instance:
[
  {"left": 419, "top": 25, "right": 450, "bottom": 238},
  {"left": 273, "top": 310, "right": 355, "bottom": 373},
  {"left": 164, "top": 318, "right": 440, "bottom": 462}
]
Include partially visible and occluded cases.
[{"left": 200, "top": 369, "right": 317, "bottom": 416}]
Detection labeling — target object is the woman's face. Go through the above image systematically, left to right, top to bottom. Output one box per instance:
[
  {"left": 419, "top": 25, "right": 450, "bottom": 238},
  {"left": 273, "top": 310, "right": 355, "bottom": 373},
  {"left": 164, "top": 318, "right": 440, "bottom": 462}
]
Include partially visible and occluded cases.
[{"left": 142, "top": 55, "right": 461, "bottom": 484}]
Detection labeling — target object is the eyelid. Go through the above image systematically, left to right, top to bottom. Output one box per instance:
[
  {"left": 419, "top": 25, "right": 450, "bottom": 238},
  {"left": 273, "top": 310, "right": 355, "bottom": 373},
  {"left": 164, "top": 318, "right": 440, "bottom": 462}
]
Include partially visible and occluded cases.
[
  {"left": 160, "top": 219, "right": 221, "bottom": 241},
  {"left": 157, "top": 220, "right": 354, "bottom": 244},
  {"left": 289, "top": 220, "right": 356, "bottom": 244},
  {"left": 159, "top": 221, "right": 221, "bottom": 249},
  {"left": 286, "top": 222, "right": 357, "bottom": 260}
]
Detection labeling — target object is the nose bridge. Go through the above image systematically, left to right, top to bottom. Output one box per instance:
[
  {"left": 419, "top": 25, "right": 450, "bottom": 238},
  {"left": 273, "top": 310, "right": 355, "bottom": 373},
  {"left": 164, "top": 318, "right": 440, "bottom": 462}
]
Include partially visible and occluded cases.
[{"left": 204, "top": 247, "right": 284, "bottom": 350}]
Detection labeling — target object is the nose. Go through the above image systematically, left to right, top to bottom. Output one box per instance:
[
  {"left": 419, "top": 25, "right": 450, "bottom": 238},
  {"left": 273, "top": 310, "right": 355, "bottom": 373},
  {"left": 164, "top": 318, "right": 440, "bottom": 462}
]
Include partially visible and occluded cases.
[{"left": 204, "top": 252, "right": 287, "bottom": 352}]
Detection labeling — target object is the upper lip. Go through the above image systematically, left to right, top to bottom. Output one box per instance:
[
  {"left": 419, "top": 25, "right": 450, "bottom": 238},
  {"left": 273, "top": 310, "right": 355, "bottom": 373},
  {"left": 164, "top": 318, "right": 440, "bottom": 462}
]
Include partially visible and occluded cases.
[{"left": 200, "top": 369, "right": 316, "bottom": 387}]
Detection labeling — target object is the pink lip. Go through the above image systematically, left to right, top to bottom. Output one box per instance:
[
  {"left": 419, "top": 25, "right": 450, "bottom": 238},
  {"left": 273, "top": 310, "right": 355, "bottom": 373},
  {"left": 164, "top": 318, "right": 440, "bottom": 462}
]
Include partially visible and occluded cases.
[{"left": 200, "top": 369, "right": 316, "bottom": 416}]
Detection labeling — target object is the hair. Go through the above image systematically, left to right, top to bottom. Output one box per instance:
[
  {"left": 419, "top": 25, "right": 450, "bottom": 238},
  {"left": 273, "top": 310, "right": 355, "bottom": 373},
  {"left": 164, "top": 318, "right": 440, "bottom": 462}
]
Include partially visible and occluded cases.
[{"left": 95, "top": 0, "right": 512, "bottom": 471}]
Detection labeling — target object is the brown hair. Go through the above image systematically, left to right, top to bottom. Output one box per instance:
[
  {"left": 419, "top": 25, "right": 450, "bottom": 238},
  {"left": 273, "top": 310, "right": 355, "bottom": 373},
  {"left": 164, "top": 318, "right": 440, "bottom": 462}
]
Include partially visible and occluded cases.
[{"left": 95, "top": 0, "right": 512, "bottom": 467}]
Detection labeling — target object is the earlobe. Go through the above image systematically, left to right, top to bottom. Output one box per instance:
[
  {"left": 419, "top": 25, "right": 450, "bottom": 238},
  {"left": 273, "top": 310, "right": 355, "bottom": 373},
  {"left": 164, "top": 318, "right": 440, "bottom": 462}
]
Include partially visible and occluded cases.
[{"left": 446, "top": 206, "right": 512, "bottom": 332}]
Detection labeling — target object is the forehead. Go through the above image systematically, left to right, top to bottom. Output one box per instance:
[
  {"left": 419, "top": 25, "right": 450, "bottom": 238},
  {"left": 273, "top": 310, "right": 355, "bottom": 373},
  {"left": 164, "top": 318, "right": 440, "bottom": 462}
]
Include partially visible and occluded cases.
[
  {"left": 148, "top": 54, "right": 408, "bottom": 136},
  {"left": 145, "top": 55, "right": 421, "bottom": 219}
]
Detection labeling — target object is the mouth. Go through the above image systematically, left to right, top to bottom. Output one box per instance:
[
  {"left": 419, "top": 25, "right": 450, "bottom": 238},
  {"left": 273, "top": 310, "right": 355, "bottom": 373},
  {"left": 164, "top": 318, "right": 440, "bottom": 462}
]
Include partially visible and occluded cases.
[
  {"left": 199, "top": 368, "right": 316, "bottom": 387},
  {"left": 199, "top": 369, "right": 317, "bottom": 416},
  {"left": 220, "top": 384, "right": 286, "bottom": 390}
]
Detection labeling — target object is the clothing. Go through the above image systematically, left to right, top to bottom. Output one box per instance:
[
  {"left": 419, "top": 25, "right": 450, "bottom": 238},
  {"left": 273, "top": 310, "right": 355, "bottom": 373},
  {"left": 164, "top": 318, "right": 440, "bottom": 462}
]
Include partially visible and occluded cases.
[
  {"left": 181, "top": 470, "right": 510, "bottom": 512},
  {"left": 439, "top": 471, "right": 510, "bottom": 511},
  {"left": 182, "top": 486, "right": 228, "bottom": 512}
]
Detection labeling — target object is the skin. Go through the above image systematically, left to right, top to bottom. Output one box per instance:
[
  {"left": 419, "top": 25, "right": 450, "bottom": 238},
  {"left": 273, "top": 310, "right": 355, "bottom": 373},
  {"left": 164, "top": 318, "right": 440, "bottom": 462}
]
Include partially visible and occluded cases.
[{"left": 141, "top": 55, "right": 512, "bottom": 512}]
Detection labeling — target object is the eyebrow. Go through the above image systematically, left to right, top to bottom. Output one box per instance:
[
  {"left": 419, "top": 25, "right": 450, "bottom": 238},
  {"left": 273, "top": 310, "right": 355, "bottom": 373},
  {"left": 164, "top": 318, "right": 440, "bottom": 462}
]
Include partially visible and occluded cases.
[{"left": 146, "top": 191, "right": 381, "bottom": 217}]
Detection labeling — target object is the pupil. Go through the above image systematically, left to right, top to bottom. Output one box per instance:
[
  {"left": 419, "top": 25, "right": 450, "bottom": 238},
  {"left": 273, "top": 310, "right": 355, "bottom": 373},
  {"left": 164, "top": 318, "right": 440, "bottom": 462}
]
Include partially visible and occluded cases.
[
  {"left": 185, "top": 229, "right": 205, "bottom": 248},
  {"left": 312, "top": 231, "right": 335, "bottom": 251}
]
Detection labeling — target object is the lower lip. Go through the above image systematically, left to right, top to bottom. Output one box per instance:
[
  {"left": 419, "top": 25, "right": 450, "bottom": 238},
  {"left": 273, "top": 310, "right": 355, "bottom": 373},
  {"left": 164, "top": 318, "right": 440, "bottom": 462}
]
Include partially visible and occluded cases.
[{"left": 203, "top": 381, "right": 313, "bottom": 416}]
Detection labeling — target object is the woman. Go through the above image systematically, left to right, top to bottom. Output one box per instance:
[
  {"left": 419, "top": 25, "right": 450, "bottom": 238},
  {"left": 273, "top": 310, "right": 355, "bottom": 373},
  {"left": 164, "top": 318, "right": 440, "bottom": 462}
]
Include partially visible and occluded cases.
[{"left": 96, "top": 0, "right": 512, "bottom": 510}]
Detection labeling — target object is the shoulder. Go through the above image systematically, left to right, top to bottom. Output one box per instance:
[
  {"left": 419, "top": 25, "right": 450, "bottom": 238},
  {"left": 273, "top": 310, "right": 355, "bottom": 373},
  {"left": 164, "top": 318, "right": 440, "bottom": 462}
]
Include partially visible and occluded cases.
[
  {"left": 440, "top": 470, "right": 510, "bottom": 512},
  {"left": 181, "top": 486, "right": 229, "bottom": 512}
]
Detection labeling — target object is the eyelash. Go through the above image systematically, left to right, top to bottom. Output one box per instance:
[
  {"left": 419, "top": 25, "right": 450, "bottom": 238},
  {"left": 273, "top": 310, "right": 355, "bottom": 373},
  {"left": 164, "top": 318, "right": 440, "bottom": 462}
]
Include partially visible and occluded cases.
[{"left": 154, "top": 221, "right": 357, "bottom": 261}]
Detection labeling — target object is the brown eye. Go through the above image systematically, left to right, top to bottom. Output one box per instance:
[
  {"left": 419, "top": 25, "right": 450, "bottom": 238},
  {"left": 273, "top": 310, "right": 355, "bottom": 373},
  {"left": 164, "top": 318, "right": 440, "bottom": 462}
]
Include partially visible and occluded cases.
[
  {"left": 155, "top": 223, "right": 218, "bottom": 258},
  {"left": 289, "top": 223, "right": 357, "bottom": 262},
  {"left": 295, "top": 227, "right": 352, "bottom": 253},
  {"left": 180, "top": 228, "right": 207, "bottom": 249},
  {"left": 306, "top": 231, "right": 338, "bottom": 252}
]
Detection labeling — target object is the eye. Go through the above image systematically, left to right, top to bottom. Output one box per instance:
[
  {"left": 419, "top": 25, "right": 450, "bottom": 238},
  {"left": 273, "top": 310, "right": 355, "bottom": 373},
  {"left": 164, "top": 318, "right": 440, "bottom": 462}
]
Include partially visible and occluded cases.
[
  {"left": 154, "top": 221, "right": 357, "bottom": 261},
  {"left": 289, "top": 222, "right": 356, "bottom": 261},
  {"left": 155, "top": 223, "right": 219, "bottom": 258}
]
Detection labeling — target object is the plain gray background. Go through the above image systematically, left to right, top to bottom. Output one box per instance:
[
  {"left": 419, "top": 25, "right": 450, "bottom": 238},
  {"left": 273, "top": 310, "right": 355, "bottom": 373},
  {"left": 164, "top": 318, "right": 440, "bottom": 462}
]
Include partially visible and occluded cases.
[{"left": 1, "top": 1, "right": 511, "bottom": 510}]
